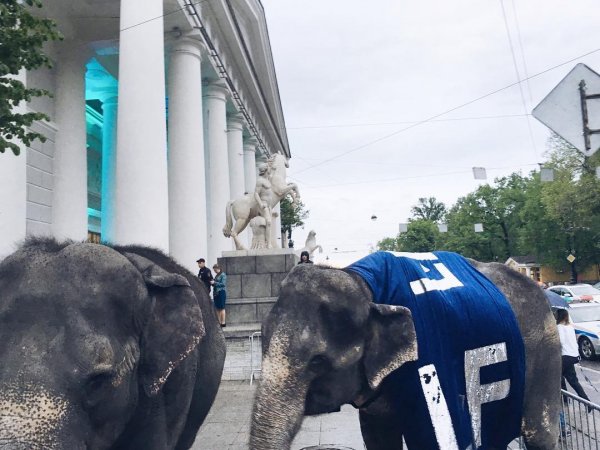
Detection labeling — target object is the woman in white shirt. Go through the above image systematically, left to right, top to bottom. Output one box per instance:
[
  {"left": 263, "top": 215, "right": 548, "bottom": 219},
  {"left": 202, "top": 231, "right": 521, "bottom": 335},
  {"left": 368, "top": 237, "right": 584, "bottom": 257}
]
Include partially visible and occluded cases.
[{"left": 556, "top": 308, "right": 591, "bottom": 403}]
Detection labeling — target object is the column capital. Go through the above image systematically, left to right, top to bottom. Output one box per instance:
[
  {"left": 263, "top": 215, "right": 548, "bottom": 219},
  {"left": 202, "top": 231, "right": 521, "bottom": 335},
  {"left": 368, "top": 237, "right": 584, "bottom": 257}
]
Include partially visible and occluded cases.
[
  {"left": 168, "top": 37, "right": 205, "bottom": 61},
  {"left": 57, "top": 40, "right": 94, "bottom": 64},
  {"left": 202, "top": 80, "right": 229, "bottom": 102},
  {"left": 95, "top": 89, "right": 118, "bottom": 106},
  {"left": 227, "top": 113, "right": 245, "bottom": 132},
  {"left": 243, "top": 136, "right": 259, "bottom": 151}
]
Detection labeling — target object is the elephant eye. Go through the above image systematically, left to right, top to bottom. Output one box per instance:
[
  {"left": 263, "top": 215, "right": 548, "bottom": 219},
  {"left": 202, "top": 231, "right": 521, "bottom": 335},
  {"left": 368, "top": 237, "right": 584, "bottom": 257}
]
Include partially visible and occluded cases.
[
  {"left": 308, "top": 355, "right": 330, "bottom": 374},
  {"left": 84, "top": 370, "right": 115, "bottom": 408}
]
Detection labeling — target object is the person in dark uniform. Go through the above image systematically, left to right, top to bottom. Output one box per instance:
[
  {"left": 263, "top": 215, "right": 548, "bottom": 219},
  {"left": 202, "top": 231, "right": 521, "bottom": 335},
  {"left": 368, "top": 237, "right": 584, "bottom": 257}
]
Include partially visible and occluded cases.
[{"left": 196, "top": 258, "right": 213, "bottom": 295}]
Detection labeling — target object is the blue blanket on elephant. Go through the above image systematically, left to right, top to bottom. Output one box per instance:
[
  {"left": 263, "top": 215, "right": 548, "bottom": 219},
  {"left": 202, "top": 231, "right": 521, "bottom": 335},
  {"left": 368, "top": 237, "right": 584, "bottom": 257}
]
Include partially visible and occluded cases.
[{"left": 347, "top": 251, "right": 525, "bottom": 450}]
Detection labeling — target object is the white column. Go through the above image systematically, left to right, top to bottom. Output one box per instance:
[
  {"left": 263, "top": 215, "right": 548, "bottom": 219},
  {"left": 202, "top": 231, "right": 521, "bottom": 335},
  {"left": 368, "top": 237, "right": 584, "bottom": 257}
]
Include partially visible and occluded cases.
[
  {"left": 114, "top": 0, "right": 169, "bottom": 251},
  {"left": 167, "top": 38, "right": 207, "bottom": 272},
  {"left": 52, "top": 44, "right": 89, "bottom": 241},
  {"left": 0, "top": 70, "right": 27, "bottom": 259},
  {"left": 203, "top": 81, "right": 230, "bottom": 265},
  {"left": 100, "top": 94, "right": 118, "bottom": 243},
  {"left": 227, "top": 114, "right": 245, "bottom": 199},
  {"left": 243, "top": 137, "right": 258, "bottom": 195},
  {"left": 243, "top": 138, "right": 258, "bottom": 247},
  {"left": 271, "top": 202, "right": 282, "bottom": 248}
]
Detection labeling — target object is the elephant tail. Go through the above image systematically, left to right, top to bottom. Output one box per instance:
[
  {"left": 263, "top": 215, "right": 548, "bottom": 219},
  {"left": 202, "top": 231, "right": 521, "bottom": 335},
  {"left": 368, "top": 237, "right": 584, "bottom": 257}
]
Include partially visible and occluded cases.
[{"left": 223, "top": 200, "right": 234, "bottom": 238}]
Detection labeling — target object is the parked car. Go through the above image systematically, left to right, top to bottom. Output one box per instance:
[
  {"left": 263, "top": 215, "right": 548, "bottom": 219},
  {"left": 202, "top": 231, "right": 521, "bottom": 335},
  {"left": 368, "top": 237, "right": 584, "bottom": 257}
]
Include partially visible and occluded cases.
[
  {"left": 548, "top": 284, "right": 600, "bottom": 302},
  {"left": 552, "top": 302, "right": 600, "bottom": 360}
]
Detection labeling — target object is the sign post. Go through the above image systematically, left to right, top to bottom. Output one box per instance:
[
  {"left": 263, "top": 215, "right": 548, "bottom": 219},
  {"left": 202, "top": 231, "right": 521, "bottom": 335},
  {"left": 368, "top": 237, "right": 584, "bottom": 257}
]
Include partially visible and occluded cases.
[{"left": 533, "top": 63, "right": 600, "bottom": 157}]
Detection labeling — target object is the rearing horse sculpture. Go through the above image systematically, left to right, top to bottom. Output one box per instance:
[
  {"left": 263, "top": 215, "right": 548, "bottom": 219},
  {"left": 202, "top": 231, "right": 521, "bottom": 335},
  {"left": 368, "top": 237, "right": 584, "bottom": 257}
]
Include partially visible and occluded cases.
[{"left": 223, "top": 153, "right": 300, "bottom": 250}]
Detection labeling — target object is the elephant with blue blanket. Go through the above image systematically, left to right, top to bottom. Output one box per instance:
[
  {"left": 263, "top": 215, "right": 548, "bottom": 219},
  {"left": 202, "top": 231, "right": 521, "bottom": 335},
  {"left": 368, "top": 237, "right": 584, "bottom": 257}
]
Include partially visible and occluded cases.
[{"left": 250, "top": 251, "right": 561, "bottom": 450}]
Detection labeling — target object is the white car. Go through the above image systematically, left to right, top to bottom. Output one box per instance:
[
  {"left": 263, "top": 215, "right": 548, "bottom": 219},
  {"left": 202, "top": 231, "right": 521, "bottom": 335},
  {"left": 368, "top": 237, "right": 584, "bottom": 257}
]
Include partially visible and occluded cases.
[
  {"left": 548, "top": 284, "right": 600, "bottom": 303},
  {"left": 562, "top": 303, "right": 600, "bottom": 360}
]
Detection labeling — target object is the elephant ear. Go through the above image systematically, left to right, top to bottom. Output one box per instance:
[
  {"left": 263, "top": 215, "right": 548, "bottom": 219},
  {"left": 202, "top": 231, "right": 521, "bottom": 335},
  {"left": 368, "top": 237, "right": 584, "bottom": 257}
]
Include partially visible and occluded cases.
[
  {"left": 123, "top": 252, "right": 205, "bottom": 397},
  {"left": 364, "top": 304, "right": 418, "bottom": 390}
]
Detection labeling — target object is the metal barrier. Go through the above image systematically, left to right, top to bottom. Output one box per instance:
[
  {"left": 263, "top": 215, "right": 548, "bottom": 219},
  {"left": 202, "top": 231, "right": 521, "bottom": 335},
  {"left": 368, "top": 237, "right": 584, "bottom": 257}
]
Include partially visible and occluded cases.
[
  {"left": 249, "top": 331, "right": 262, "bottom": 385},
  {"left": 559, "top": 390, "right": 600, "bottom": 449}
]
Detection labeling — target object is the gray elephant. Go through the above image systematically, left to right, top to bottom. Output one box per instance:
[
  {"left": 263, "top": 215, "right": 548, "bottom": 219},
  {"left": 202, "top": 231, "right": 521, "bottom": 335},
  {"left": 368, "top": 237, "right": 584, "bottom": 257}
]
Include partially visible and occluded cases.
[
  {"left": 0, "top": 238, "right": 226, "bottom": 449},
  {"left": 251, "top": 252, "right": 561, "bottom": 450}
]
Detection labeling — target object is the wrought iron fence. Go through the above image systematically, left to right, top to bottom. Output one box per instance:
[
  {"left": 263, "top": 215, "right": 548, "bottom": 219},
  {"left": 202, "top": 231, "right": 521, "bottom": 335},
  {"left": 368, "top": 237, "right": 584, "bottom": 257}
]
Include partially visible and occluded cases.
[
  {"left": 509, "top": 390, "right": 599, "bottom": 450},
  {"left": 559, "top": 390, "right": 599, "bottom": 449}
]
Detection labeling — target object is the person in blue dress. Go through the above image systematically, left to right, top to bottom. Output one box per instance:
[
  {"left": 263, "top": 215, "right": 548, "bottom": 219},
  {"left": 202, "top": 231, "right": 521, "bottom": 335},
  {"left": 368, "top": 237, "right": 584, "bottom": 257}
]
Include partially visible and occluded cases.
[{"left": 212, "top": 264, "right": 227, "bottom": 327}]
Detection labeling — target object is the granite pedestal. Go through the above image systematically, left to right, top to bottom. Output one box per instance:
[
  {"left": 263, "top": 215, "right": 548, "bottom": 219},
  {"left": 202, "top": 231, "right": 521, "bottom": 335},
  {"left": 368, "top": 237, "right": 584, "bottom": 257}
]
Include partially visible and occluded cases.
[
  {"left": 218, "top": 248, "right": 298, "bottom": 327},
  {"left": 218, "top": 249, "right": 298, "bottom": 380}
]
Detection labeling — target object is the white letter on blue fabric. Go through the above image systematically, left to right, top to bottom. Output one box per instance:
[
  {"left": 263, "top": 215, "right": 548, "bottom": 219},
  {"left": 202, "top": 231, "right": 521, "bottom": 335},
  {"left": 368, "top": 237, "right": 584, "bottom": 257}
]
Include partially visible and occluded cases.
[
  {"left": 409, "top": 262, "right": 464, "bottom": 295},
  {"left": 464, "top": 343, "right": 510, "bottom": 447},
  {"left": 419, "top": 364, "right": 459, "bottom": 450}
]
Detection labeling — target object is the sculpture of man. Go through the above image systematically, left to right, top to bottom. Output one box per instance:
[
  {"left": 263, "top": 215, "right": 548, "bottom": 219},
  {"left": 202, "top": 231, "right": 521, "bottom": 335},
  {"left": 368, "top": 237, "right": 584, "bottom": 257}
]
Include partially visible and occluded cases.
[{"left": 254, "top": 163, "right": 273, "bottom": 248}]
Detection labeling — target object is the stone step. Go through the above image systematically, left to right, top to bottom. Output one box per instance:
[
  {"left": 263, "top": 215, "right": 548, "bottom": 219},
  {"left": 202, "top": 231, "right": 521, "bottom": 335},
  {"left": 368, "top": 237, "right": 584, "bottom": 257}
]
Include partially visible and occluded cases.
[{"left": 223, "top": 322, "right": 262, "bottom": 339}]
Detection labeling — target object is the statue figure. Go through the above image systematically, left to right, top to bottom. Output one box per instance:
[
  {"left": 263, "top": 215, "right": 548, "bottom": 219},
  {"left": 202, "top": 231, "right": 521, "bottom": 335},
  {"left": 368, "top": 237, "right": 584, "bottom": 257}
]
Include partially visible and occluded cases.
[
  {"left": 223, "top": 153, "right": 300, "bottom": 250},
  {"left": 254, "top": 163, "right": 273, "bottom": 247},
  {"left": 249, "top": 216, "right": 268, "bottom": 249},
  {"left": 298, "top": 230, "right": 323, "bottom": 258}
]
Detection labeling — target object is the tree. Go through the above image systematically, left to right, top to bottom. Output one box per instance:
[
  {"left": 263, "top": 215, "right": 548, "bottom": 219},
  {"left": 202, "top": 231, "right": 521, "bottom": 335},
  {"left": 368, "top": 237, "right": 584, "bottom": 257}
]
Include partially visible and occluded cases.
[
  {"left": 0, "top": 0, "right": 61, "bottom": 155},
  {"left": 531, "top": 136, "right": 600, "bottom": 280},
  {"left": 280, "top": 195, "right": 309, "bottom": 241},
  {"left": 411, "top": 197, "right": 446, "bottom": 222},
  {"left": 377, "top": 220, "right": 441, "bottom": 253}
]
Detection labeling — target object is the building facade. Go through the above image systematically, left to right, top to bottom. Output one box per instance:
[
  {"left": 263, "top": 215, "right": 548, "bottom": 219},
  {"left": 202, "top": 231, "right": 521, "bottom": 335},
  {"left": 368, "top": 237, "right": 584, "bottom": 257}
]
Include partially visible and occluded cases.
[{"left": 0, "top": 0, "right": 291, "bottom": 271}]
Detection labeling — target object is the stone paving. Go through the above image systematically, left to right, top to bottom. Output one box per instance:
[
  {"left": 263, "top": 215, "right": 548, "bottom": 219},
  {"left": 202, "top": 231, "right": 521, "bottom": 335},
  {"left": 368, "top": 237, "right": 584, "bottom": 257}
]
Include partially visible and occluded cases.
[
  {"left": 215, "top": 335, "right": 528, "bottom": 449},
  {"left": 191, "top": 381, "right": 527, "bottom": 450},
  {"left": 192, "top": 381, "right": 366, "bottom": 450}
]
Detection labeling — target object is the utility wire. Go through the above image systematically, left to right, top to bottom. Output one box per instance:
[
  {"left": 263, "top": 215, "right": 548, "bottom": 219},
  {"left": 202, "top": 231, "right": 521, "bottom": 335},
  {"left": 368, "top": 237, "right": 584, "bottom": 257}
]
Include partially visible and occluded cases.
[
  {"left": 119, "top": 0, "right": 210, "bottom": 32},
  {"left": 499, "top": 0, "right": 539, "bottom": 160},
  {"left": 510, "top": 0, "right": 535, "bottom": 104},
  {"left": 291, "top": 46, "right": 600, "bottom": 176},
  {"left": 286, "top": 113, "right": 531, "bottom": 130},
  {"left": 296, "top": 163, "right": 539, "bottom": 189}
]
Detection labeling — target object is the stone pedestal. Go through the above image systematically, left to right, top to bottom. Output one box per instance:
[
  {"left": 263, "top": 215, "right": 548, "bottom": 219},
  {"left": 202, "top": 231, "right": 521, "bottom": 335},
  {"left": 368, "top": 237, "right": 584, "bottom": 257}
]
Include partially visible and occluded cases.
[{"left": 218, "top": 249, "right": 298, "bottom": 328}]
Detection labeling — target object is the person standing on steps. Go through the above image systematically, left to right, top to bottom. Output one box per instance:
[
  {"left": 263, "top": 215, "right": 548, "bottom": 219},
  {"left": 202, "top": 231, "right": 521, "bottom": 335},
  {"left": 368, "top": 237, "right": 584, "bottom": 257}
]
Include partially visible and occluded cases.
[
  {"left": 196, "top": 258, "right": 213, "bottom": 296},
  {"left": 212, "top": 264, "right": 227, "bottom": 327}
]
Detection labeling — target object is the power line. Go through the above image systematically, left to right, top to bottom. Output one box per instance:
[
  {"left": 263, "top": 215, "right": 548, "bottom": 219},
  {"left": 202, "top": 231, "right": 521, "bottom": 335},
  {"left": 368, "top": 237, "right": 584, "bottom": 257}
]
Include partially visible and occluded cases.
[
  {"left": 119, "top": 0, "right": 209, "bottom": 33},
  {"left": 499, "top": 0, "right": 538, "bottom": 160},
  {"left": 510, "top": 0, "right": 534, "bottom": 104},
  {"left": 291, "top": 46, "right": 600, "bottom": 176},
  {"left": 286, "top": 113, "right": 531, "bottom": 130},
  {"left": 296, "top": 163, "right": 539, "bottom": 189}
]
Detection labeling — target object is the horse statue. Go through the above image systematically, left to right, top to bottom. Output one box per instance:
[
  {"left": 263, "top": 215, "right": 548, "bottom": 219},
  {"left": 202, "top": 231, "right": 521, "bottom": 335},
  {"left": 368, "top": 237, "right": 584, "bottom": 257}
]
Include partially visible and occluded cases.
[
  {"left": 223, "top": 153, "right": 300, "bottom": 250},
  {"left": 297, "top": 230, "right": 323, "bottom": 258}
]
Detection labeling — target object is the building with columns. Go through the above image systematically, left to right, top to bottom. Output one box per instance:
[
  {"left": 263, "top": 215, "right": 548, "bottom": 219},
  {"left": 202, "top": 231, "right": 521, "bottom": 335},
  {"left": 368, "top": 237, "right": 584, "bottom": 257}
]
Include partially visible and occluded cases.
[{"left": 0, "top": 0, "right": 291, "bottom": 271}]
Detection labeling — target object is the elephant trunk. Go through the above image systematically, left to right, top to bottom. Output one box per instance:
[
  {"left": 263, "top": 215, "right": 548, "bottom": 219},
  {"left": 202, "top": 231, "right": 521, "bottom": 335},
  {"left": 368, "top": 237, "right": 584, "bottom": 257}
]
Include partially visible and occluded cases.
[{"left": 250, "top": 335, "right": 308, "bottom": 450}]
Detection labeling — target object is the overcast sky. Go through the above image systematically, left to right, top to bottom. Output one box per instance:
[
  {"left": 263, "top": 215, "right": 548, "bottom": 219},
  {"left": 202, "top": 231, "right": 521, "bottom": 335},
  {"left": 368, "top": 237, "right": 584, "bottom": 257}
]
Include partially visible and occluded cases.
[{"left": 261, "top": 0, "right": 600, "bottom": 266}]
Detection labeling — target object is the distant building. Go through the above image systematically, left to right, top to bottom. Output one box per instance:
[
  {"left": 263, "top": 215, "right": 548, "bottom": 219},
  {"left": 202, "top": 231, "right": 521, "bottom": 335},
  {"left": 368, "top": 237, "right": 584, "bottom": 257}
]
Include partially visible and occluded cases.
[
  {"left": 0, "top": 0, "right": 290, "bottom": 270},
  {"left": 505, "top": 256, "right": 599, "bottom": 284}
]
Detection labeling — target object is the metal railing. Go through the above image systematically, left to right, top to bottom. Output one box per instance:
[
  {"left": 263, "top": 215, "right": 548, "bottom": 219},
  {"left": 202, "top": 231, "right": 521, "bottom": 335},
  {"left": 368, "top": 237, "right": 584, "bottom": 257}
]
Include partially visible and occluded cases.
[
  {"left": 249, "top": 331, "right": 262, "bottom": 385},
  {"left": 509, "top": 390, "right": 600, "bottom": 449},
  {"left": 559, "top": 390, "right": 600, "bottom": 449}
]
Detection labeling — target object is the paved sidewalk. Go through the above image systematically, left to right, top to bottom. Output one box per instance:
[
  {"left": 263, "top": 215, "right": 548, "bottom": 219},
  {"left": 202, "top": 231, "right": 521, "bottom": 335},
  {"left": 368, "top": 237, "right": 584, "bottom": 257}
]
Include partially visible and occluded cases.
[
  {"left": 191, "top": 381, "right": 525, "bottom": 449},
  {"left": 192, "top": 381, "right": 365, "bottom": 449}
]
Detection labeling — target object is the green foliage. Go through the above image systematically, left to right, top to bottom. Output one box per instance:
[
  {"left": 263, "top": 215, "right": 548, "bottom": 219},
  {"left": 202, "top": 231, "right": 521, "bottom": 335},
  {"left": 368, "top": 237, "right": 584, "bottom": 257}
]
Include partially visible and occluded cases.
[
  {"left": 0, "top": 0, "right": 61, "bottom": 155},
  {"left": 376, "top": 136, "right": 600, "bottom": 279},
  {"left": 280, "top": 195, "right": 309, "bottom": 237},
  {"left": 411, "top": 197, "right": 447, "bottom": 222},
  {"left": 377, "top": 220, "right": 442, "bottom": 253}
]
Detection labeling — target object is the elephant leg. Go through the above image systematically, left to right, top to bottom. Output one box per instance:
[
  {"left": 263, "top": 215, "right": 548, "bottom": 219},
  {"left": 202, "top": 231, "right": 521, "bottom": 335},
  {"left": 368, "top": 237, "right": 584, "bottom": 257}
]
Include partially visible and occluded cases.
[
  {"left": 520, "top": 339, "right": 561, "bottom": 450},
  {"left": 359, "top": 410, "right": 404, "bottom": 450}
]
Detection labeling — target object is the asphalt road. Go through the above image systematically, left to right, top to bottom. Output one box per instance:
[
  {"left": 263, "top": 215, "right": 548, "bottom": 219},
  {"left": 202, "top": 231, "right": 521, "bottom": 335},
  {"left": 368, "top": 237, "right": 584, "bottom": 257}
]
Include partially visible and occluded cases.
[{"left": 573, "top": 358, "right": 600, "bottom": 405}]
